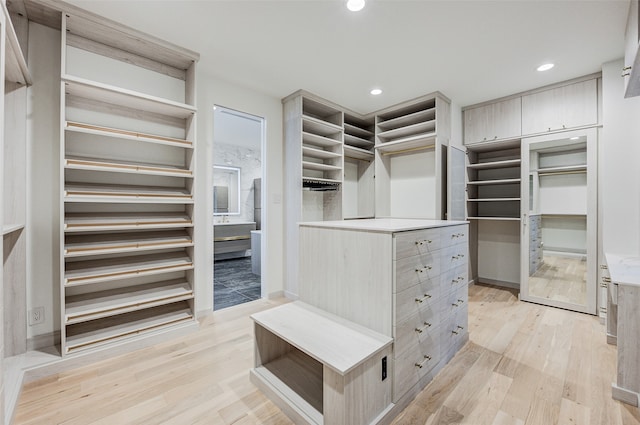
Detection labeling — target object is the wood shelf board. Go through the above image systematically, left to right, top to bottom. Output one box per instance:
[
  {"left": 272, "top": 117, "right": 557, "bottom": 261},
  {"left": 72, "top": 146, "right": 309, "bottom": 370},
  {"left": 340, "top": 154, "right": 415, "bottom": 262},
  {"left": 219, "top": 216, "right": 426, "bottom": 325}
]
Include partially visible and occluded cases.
[
  {"left": 3, "top": 1, "right": 33, "bottom": 85},
  {"left": 63, "top": 75, "right": 196, "bottom": 119},
  {"left": 377, "top": 107, "right": 435, "bottom": 132},
  {"left": 302, "top": 115, "right": 343, "bottom": 137},
  {"left": 378, "top": 120, "right": 436, "bottom": 141},
  {"left": 65, "top": 121, "right": 192, "bottom": 149},
  {"left": 344, "top": 122, "right": 374, "bottom": 138},
  {"left": 302, "top": 131, "right": 342, "bottom": 149},
  {"left": 344, "top": 133, "right": 374, "bottom": 149},
  {"left": 374, "top": 134, "right": 436, "bottom": 155},
  {"left": 465, "top": 139, "right": 522, "bottom": 152},
  {"left": 344, "top": 145, "right": 374, "bottom": 161},
  {"left": 302, "top": 146, "right": 342, "bottom": 160},
  {"left": 65, "top": 156, "right": 192, "bottom": 178},
  {"left": 467, "top": 159, "right": 521, "bottom": 170},
  {"left": 301, "top": 161, "right": 342, "bottom": 172},
  {"left": 534, "top": 164, "right": 588, "bottom": 174},
  {"left": 467, "top": 178, "right": 521, "bottom": 185},
  {"left": 64, "top": 183, "right": 193, "bottom": 204},
  {"left": 467, "top": 198, "right": 521, "bottom": 202},
  {"left": 65, "top": 213, "right": 192, "bottom": 232},
  {"left": 466, "top": 216, "right": 521, "bottom": 221},
  {"left": 2, "top": 223, "right": 25, "bottom": 236},
  {"left": 64, "top": 230, "right": 194, "bottom": 257},
  {"left": 64, "top": 252, "right": 194, "bottom": 286},
  {"left": 65, "top": 279, "right": 193, "bottom": 324},
  {"left": 251, "top": 301, "right": 392, "bottom": 375},
  {"left": 65, "top": 302, "right": 194, "bottom": 354}
]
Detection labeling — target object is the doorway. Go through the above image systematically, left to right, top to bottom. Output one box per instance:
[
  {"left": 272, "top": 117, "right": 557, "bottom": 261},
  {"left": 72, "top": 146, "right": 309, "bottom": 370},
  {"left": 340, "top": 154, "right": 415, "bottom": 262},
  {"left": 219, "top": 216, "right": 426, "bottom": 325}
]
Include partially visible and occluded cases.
[{"left": 212, "top": 106, "right": 265, "bottom": 310}]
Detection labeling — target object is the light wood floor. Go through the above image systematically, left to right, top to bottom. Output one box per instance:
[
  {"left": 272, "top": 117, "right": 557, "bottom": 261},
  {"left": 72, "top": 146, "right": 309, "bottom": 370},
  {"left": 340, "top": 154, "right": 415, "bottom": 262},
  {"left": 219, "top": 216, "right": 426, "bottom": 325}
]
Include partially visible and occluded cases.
[
  {"left": 529, "top": 253, "right": 588, "bottom": 306},
  {"left": 14, "top": 285, "right": 640, "bottom": 425}
]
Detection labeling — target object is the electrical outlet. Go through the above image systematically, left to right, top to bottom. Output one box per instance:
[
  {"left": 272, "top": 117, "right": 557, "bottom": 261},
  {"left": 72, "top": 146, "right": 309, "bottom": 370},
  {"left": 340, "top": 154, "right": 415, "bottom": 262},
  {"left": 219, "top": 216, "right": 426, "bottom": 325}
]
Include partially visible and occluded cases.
[{"left": 29, "top": 307, "right": 44, "bottom": 326}]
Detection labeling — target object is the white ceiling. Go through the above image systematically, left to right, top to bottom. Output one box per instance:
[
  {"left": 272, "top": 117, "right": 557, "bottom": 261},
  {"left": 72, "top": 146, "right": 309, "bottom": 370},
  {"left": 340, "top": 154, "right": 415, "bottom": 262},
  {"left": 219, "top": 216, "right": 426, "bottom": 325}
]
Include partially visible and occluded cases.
[{"left": 66, "top": 0, "right": 629, "bottom": 113}]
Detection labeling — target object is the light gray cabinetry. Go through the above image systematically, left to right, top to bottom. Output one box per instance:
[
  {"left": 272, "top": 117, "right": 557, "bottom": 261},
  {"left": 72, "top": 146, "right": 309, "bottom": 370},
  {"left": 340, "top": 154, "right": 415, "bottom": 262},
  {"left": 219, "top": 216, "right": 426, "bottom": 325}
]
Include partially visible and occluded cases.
[
  {"left": 624, "top": 0, "right": 640, "bottom": 97},
  {"left": 521, "top": 79, "right": 598, "bottom": 135},
  {"left": 463, "top": 97, "right": 521, "bottom": 144},
  {"left": 213, "top": 222, "right": 256, "bottom": 255}
]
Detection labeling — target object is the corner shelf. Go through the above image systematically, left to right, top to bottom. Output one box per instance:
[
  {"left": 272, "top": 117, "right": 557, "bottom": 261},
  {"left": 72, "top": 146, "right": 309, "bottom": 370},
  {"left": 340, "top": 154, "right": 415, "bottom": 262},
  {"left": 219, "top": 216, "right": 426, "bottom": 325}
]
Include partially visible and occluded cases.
[
  {"left": 374, "top": 134, "right": 436, "bottom": 155},
  {"left": 344, "top": 145, "right": 374, "bottom": 161},
  {"left": 302, "top": 146, "right": 341, "bottom": 160},
  {"left": 467, "top": 159, "right": 521, "bottom": 170},
  {"left": 467, "top": 178, "right": 521, "bottom": 185}
]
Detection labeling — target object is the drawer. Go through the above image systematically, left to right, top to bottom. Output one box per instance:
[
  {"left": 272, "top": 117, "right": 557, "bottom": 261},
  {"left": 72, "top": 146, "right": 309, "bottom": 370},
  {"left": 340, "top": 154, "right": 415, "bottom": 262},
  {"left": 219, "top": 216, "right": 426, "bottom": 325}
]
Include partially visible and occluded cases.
[
  {"left": 441, "top": 225, "right": 469, "bottom": 248},
  {"left": 394, "top": 228, "right": 442, "bottom": 260},
  {"left": 440, "top": 244, "right": 468, "bottom": 271},
  {"left": 394, "top": 251, "right": 442, "bottom": 293},
  {"left": 440, "top": 264, "right": 468, "bottom": 293},
  {"left": 394, "top": 277, "right": 441, "bottom": 325},
  {"left": 440, "top": 284, "right": 468, "bottom": 318},
  {"left": 393, "top": 303, "right": 440, "bottom": 357},
  {"left": 440, "top": 307, "right": 468, "bottom": 357},
  {"left": 393, "top": 328, "right": 440, "bottom": 401}
]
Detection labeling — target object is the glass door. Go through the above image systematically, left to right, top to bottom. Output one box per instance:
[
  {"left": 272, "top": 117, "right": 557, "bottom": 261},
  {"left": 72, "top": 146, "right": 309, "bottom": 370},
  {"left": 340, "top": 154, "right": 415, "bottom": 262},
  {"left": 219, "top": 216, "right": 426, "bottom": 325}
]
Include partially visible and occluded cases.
[{"left": 520, "top": 128, "right": 597, "bottom": 314}]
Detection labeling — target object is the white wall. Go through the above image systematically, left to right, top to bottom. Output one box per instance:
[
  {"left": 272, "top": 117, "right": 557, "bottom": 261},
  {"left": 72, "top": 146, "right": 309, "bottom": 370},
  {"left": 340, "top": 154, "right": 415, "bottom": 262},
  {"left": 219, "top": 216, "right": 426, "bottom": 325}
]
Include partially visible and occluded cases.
[
  {"left": 24, "top": 22, "right": 285, "bottom": 339},
  {"left": 601, "top": 59, "right": 640, "bottom": 256}
]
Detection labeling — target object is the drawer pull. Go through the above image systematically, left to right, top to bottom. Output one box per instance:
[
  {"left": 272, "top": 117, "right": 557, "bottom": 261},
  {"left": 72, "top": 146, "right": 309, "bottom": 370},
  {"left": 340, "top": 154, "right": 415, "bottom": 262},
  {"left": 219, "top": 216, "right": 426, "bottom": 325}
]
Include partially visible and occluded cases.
[
  {"left": 453, "top": 233, "right": 465, "bottom": 238},
  {"left": 415, "top": 239, "right": 433, "bottom": 246},
  {"left": 452, "top": 254, "right": 466, "bottom": 260},
  {"left": 600, "top": 264, "right": 609, "bottom": 270},
  {"left": 415, "top": 266, "right": 433, "bottom": 273},
  {"left": 451, "top": 276, "right": 465, "bottom": 284},
  {"left": 603, "top": 277, "right": 611, "bottom": 283},
  {"left": 600, "top": 282, "right": 608, "bottom": 288},
  {"left": 415, "top": 294, "right": 432, "bottom": 303},
  {"left": 452, "top": 299, "right": 465, "bottom": 307},
  {"left": 415, "top": 322, "right": 432, "bottom": 333},
  {"left": 452, "top": 325, "right": 464, "bottom": 335},
  {"left": 414, "top": 355, "right": 432, "bottom": 369}
]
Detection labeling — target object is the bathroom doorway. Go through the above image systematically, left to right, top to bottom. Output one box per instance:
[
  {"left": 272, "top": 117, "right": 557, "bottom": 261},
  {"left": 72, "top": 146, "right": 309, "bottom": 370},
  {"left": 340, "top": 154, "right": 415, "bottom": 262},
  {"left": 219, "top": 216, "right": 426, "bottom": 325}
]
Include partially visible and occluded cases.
[{"left": 212, "top": 106, "right": 265, "bottom": 310}]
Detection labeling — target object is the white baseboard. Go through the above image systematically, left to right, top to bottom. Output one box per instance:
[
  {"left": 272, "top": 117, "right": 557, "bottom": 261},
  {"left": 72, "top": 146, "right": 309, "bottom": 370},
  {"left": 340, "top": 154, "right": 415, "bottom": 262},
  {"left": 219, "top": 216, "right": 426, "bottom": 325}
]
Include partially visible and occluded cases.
[{"left": 476, "top": 277, "right": 520, "bottom": 290}]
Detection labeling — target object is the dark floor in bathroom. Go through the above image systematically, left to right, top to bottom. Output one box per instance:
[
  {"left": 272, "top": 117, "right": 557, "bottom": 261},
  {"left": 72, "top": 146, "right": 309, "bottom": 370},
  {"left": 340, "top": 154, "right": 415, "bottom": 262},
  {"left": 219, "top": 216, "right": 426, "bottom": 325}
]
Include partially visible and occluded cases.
[{"left": 214, "top": 257, "right": 261, "bottom": 310}]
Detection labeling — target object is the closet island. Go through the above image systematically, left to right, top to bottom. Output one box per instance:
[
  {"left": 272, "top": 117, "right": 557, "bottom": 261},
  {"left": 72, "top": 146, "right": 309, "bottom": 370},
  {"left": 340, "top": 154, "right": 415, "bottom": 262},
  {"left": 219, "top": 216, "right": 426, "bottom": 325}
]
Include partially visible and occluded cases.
[{"left": 251, "top": 218, "right": 469, "bottom": 424}]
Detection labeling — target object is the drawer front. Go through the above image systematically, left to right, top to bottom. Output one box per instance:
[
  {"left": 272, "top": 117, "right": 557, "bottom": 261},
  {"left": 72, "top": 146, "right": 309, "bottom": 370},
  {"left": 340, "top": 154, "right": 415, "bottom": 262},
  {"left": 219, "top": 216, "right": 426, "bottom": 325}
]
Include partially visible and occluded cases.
[
  {"left": 441, "top": 225, "right": 469, "bottom": 248},
  {"left": 394, "top": 228, "right": 442, "bottom": 260},
  {"left": 440, "top": 244, "right": 468, "bottom": 272},
  {"left": 394, "top": 251, "right": 442, "bottom": 293},
  {"left": 440, "top": 263, "right": 468, "bottom": 293},
  {"left": 395, "top": 278, "right": 441, "bottom": 325},
  {"left": 440, "top": 284, "right": 469, "bottom": 318},
  {"left": 393, "top": 303, "right": 440, "bottom": 357},
  {"left": 440, "top": 306, "right": 468, "bottom": 357},
  {"left": 393, "top": 329, "right": 440, "bottom": 401}
]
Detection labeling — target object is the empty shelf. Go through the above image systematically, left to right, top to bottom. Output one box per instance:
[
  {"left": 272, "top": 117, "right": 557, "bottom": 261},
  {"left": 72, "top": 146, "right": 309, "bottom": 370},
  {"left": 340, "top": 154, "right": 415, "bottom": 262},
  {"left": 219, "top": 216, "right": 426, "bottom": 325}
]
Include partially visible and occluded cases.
[
  {"left": 4, "top": 2, "right": 32, "bottom": 86},
  {"left": 63, "top": 75, "right": 196, "bottom": 119},
  {"left": 377, "top": 108, "right": 435, "bottom": 132},
  {"left": 302, "top": 115, "right": 343, "bottom": 137},
  {"left": 378, "top": 120, "right": 436, "bottom": 142},
  {"left": 65, "top": 121, "right": 192, "bottom": 148},
  {"left": 344, "top": 123, "right": 374, "bottom": 139},
  {"left": 302, "top": 131, "right": 341, "bottom": 149},
  {"left": 344, "top": 134, "right": 374, "bottom": 149},
  {"left": 375, "top": 134, "right": 436, "bottom": 155},
  {"left": 344, "top": 145, "right": 374, "bottom": 161},
  {"left": 302, "top": 146, "right": 342, "bottom": 160},
  {"left": 65, "top": 156, "right": 192, "bottom": 178},
  {"left": 467, "top": 159, "right": 521, "bottom": 170},
  {"left": 302, "top": 161, "right": 342, "bottom": 172},
  {"left": 467, "top": 178, "right": 521, "bottom": 185},
  {"left": 65, "top": 183, "right": 193, "bottom": 204},
  {"left": 467, "top": 198, "right": 521, "bottom": 202},
  {"left": 65, "top": 213, "right": 192, "bottom": 232},
  {"left": 466, "top": 216, "right": 522, "bottom": 221},
  {"left": 65, "top": 230, "right": 193, "bottom": 257},
  {"left": 64, "top": 251, "right": 194, "bottom": 286},
  {"left": 65, "top": 279, "right": 193, "bottom": 325},
  {"left": 65, "top": 301, "right": 194, "bottom": 354}
]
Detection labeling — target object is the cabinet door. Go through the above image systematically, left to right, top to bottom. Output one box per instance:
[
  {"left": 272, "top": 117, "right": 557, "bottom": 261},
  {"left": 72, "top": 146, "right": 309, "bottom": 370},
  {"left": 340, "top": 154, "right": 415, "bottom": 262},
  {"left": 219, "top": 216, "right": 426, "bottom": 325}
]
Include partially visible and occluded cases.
[
  {"left": 624, "top": 0, "right": 640, "bottom": 97},
  {"left": 521, "top": 79, "right": 598, "bottom": 135},
  {"left": 463, "top": 97, "right": 521, "bottom": 144}
]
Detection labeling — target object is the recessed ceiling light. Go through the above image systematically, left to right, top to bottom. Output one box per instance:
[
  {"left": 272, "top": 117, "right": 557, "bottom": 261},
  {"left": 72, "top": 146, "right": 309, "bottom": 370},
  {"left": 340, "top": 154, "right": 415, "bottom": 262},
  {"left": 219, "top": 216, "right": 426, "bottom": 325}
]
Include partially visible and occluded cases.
[
  {"left": 347, "top": 0, "right": 365, "bottom": 12},
  {"left": 537, "top": 63, "right": 554, "bottom": 72},
  {"left": 370, "top": 88, "right": 382, "bottom": 95}
]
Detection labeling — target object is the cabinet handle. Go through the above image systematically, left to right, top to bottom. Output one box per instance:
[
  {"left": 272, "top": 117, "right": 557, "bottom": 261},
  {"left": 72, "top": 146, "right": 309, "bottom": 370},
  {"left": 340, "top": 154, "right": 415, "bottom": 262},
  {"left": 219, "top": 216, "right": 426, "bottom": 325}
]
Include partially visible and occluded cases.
[
  {"left": 622, "top": 66, "right": 632, "bottom": 77},
  {"left": 452, "top": 233, "right": 465, "bottom": 238},
  {"left": 415, "top": 239, "right": 432, "bottom": 246},
  {"left": 452, "top": 254, "right": 465, "bottom": 260},
  {"left": 600, "top": 264, "right": 609, "bottom": 270},
  {"left": 415, "top": 266, "right": 433, "bottom": 273},
  {"left": 451, "top": 276, "right": 465, "bottom": 284},
  {"left": 603, "top": 277, "right": 611, "bottom": 283},
  {"left": 600, "top": 282, "right": 608, "bottom": 288},
  {"left": 415, "top": 294, "right": 432, "bottom": 303},
  {"left": 452, "top": 299, "right": 465, "bottom": 307},
  {"left": 414, "top": 322, "right": 432, "bottom": 333},
  {"left": 452, "top": 325, "right": 465, "bottom": 335},
  {"left": 414, "top": 355, "right": 432, "bottom": 369}
]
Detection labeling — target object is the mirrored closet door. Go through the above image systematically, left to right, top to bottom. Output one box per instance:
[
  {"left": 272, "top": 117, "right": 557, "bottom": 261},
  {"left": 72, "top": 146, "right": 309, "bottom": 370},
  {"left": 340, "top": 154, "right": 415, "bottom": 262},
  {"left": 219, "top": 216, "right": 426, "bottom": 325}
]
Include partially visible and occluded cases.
[{"left": 520, "top": 128, "right": 597, "bottom": 314}]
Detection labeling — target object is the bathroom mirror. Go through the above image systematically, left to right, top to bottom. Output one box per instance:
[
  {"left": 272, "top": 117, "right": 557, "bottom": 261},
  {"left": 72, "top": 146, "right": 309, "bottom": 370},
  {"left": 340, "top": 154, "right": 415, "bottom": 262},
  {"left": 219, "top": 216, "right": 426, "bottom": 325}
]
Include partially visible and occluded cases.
[
  {"left": 520, "top": 128, "right": 597, "bottom": 314},
  {"left": 213, "top": 165, "right": 241, "bottom": 215}
]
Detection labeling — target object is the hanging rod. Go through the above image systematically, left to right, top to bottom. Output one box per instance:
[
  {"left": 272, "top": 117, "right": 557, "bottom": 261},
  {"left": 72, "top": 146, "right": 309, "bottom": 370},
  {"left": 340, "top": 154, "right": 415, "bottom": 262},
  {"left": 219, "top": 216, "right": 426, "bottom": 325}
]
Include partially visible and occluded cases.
[
  {"left": 380, "top": 144, "right": 435, "bottom": 156},
  {"left": 538, "top": 169, "right": 587, "bottom": 177}
]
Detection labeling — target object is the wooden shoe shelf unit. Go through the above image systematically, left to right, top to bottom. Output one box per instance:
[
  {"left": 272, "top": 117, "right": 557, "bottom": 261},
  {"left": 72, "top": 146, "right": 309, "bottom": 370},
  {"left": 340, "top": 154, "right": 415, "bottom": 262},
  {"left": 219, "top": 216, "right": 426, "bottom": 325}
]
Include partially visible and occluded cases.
[{"left": 59, "top": 11, "right": 199, "bottom": 355}]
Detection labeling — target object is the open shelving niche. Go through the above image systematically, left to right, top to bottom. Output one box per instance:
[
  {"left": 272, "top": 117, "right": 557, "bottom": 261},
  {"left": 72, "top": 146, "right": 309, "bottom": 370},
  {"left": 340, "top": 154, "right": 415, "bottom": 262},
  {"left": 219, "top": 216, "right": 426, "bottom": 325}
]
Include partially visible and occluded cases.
[
  {"left": 59, "top": 11, "right": 199, "bottom": 356},
  {"left": 374, "top": 93, "right": 450, "bottom": 220},
  {"left": 343, "top": 112, "right": 375, "bottom": 219},
  {"left": 465, "top": 139, "right": 523, "bottom": 288}
]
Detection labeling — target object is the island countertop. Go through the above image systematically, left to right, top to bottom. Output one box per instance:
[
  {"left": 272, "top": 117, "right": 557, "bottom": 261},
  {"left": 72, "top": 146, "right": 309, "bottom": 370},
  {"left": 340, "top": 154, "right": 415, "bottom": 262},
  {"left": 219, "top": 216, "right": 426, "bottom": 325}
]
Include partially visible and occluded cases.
[{"left": 299, "top": 218, "right": 468, "bottom": 233}]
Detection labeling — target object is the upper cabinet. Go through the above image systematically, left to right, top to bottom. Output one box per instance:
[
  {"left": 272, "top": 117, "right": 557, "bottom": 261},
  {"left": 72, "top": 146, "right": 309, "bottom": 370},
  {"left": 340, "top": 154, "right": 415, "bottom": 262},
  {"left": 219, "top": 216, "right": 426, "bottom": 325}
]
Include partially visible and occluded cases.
[
  {"left": 624, "top": 0, "right": 640, "bottom": 97},
  {"left": 521, "top": 79, "right": 598, "bottom": 135},
  {"left": 463, "top": 97, "right": 521, "bottom": 144}
]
